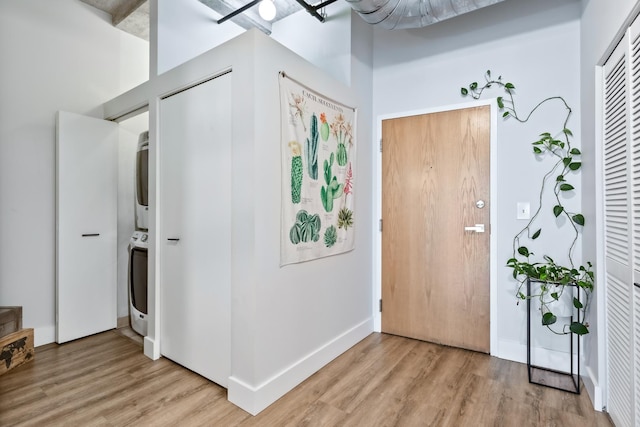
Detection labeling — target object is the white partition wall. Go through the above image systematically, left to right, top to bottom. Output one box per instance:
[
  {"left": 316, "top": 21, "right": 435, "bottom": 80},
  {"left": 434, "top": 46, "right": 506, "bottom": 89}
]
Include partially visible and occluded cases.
[{"left": 104, "top": 30, "right": 373, "bottom": 415}]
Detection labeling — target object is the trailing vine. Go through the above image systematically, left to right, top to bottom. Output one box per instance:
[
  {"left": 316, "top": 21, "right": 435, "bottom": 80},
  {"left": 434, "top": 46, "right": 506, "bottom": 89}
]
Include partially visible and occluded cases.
[{"left": 461, "top": 70, "right": 594, "bottom": 335}]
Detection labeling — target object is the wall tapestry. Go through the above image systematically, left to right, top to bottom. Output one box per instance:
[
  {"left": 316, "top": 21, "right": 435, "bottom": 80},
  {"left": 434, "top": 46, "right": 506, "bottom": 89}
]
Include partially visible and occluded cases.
[{"left": 279, "top": 72, "right": 357, "bottom": 266}]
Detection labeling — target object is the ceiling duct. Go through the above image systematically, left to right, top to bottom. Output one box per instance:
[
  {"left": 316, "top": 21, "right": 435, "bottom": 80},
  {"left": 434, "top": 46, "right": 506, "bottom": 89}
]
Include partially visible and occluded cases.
[
  {"left": 199, "top": 0, "right": 308, "bottom": 34},
  {"left": 344, "top": 0, "right": 506, "bottom": 30}
]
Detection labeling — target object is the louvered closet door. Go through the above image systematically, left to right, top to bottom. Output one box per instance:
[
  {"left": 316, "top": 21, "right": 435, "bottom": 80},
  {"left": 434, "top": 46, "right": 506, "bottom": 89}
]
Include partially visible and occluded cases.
[
  {"left": 631, "top": 20, "right": 640, "bottom": 426},
  {"left": 603, "top": 36, "right": 635, "bottom": 427},
  {"left": 635, "top": 285, "right": 640, "bottom": 425}
]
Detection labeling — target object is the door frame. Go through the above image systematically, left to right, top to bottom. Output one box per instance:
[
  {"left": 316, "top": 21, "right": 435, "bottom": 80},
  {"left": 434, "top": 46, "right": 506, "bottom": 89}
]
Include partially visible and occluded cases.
[{"left": 374, "top": 99, "right": 498, "bottom": 355}]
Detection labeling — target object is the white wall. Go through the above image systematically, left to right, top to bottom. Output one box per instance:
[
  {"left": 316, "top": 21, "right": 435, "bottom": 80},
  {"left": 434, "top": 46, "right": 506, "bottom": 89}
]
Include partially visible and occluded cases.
[
  {"left": 0, "top": 0, "right": 149, "bottom": 345},
  {"left": 156, "top": 0, "right": 354, "bottom": 84},
  {"left": 157, "top": 0, "right": 243, "bottom": 75},
  {"left": 373, "top": 0, "right": 583, "bottom": 362},
  {"left": 580, "top": 0, "right": 639, "bottom": 410},
  {"left": 271, "top": 2, "right": 353, "bottom": 86},
  {"left": 228, "top": 12, "right": 373, "bottom": 412},
  {"left": 242, "top": 18, "right": 374, "bottom": 413},
  {"left": 231, "top": 32, "right": 373, "bottom": 413}
]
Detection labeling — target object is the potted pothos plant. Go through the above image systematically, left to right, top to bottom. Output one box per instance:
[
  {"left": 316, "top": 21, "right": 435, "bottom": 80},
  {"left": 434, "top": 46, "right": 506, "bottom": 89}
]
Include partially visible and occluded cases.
[{"left": 460, "top": 70, "right": 594, "bottom": 336}]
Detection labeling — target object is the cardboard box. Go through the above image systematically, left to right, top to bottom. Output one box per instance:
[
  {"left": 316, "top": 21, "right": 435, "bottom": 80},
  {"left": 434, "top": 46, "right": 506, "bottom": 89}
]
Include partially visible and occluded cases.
[
  {"left": 0, "top": 307, "right": 22, "bottom": 339},
  {"left": 0, "top": 328, "right": 34, "bottom": 375}
]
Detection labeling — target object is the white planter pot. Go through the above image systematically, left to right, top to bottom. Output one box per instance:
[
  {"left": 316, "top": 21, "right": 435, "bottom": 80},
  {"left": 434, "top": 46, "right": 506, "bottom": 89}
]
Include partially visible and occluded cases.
[{"left": 538, "top": 283, "right": 575, "bottom": 319}]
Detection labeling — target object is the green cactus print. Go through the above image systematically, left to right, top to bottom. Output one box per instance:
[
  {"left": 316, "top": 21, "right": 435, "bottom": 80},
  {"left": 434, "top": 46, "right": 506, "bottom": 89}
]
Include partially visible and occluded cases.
[
  {"left": 320, "top": 113, "right": 330, "bottom": 141},
  {"left": 330, "top": 113, "right": 352, "bottom": 167},
  {"left": 305, "top": 114, "right": 319, "bottom": 180},
  {"left": 289, "top": 141, "right": 303, "bottom": 204},
  {"left": 336, "top": 143, "right": 347, "bottom": 167},
  {"left": 320, "top": 153, "right": 344, "bottom": 212},
  {"left": 338, "top": 208, "right": 354, "bottom": 230},
  {"left": 289, "top": 210, "right": 321, "bottom": 244},
  {"left": 324, "top": 225, "right": 337, "bottom": 247}
]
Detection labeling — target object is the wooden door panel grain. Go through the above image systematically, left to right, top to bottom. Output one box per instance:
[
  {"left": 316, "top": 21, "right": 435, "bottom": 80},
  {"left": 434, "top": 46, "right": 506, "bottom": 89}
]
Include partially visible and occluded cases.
[{"left": 381, "top": 106, "right": 490, "bottom": 353}]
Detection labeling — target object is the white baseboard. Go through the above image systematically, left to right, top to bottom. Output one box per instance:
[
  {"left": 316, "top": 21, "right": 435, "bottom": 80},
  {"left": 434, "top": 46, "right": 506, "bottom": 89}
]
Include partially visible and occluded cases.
[
  {"left": 228, "top": 317, "right": 374, "bottom": 415},
  {"left": 34, "top": 325, "right": 56, "bottom": 347},
  {"left": 144, "top": 336, "right": 160, "bottom": 360},
  {"left": 495, "top": 338, "right": 578, "bottom": 371},
  {"left": 495, "top": 338, "right": 527, "bottom": 364},
  {"left": 582, "top": 365, "right": 604, "bottom": 411}
]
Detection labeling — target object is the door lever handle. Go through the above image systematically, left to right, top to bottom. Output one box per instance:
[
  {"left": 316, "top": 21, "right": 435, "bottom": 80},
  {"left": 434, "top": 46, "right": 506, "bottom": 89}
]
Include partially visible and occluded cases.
[{"left": 464, "top": 224, "right": 485, "bottom": 233}]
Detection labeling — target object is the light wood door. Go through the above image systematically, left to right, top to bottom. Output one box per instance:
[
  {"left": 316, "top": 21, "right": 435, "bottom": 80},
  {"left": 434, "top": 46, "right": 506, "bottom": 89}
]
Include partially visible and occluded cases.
[
  {"left": 160, "top": 73, "right": 232, "bottom": 387},
  {"left": 381, "top": 106, "right": 490, "bottom": 353},
  {"left": 56, "top": 111, "right": 118, "bottom": 343}
]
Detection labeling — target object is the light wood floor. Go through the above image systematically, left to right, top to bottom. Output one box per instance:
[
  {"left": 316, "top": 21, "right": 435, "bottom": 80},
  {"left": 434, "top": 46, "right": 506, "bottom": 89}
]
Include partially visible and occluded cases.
[{"left": 0, "top": 330, "right": 613, "bottom": 426}]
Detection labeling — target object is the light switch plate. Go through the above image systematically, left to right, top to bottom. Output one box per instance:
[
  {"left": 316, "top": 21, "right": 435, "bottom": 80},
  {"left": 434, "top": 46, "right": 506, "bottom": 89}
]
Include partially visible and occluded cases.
[{"left": 517, "top": 202, "right": 530, "bottom": 220}]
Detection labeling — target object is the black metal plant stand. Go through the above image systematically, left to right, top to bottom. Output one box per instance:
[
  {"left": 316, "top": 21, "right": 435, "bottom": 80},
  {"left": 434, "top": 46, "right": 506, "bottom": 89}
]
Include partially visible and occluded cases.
[{"left": 526, "top": 277, "right": 580, "bottom": 394}]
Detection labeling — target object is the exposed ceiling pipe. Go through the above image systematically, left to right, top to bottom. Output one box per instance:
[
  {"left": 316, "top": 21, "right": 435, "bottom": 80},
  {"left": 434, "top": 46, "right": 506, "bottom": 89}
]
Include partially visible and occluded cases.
[{"left": 344, "top": 0, "right": 506, "bottom": 30}]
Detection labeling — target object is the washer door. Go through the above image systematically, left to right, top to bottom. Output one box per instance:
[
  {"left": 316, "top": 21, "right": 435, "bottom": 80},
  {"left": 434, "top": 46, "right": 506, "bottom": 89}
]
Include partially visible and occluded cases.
[{"left": 129, "top": 246, "right": 148, "bottom": 315}]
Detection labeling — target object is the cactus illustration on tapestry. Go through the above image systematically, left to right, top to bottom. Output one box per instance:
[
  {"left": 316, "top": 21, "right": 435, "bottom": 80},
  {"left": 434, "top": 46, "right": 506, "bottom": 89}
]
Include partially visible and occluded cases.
[
  {"left": 289, "top": 92, "right": 307, "bottom": 131},
  {"left": 320, "top": 113, "right": 330, "bottom": 141},
  {"left": 331, "top": 113, "right": 353, "bottom": 167},
  {"left": 305, "top": 114, "right": 319, "bottom": 180},
  {"left": 289, "top": 141, "right": 303, "bottom": 204},
  {"left": 336, "top": 142, "right": 347, "bottom": 167},
  {"left": 321, "top": 152, "right": 344, "bottom": 212},
  {"left": 343, "top": 162, "right": 354, "bottom": 195},
  {"left": 338, "top": 207, "right": 354, "bottom": 230},
  {"left": 289, "top": 210, "right": 321, "bottom": 244},
  {"left": 324, "top": 225, "right": 337, "bottom": 247}
]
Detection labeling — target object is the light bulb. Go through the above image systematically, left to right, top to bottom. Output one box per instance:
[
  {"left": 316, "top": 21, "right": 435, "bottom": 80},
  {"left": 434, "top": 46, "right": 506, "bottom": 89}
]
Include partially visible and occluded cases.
[{"left": 259, "top": 0, "right": 276, "bottom": 21}]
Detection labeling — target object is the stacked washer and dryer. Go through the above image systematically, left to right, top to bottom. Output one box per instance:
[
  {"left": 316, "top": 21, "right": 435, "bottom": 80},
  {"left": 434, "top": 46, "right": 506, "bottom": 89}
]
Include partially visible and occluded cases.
[{"left": 128, "top": 131, "right": 149, "bottom": 336}]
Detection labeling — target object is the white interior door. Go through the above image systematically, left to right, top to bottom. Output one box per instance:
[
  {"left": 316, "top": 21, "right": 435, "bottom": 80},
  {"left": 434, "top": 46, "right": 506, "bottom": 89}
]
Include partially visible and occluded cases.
[
  {"left": 160, "top": 72, "right": 232, "bottom": 387},
  {"left": 56, "top": 111, "right": 118, "bottom": 343}
]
